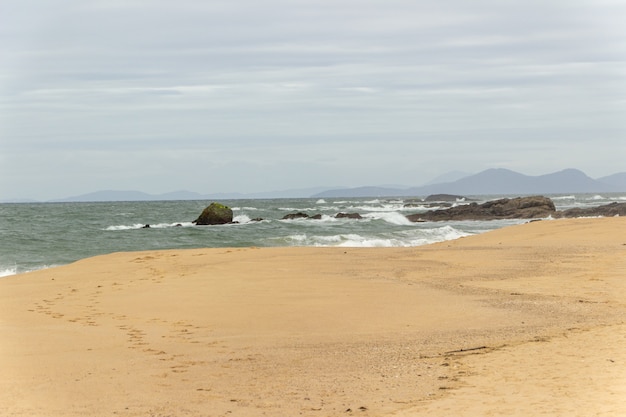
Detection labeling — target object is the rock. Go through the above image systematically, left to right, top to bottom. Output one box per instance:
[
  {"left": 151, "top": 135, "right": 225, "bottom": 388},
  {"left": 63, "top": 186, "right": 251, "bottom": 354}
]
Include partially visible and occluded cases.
[
  {"left": 424, "top": 194, "right": 468, "bottom": 202},
  {"left": 407, "top": 196, "right": 556, "bottom": 222},
  {"left": 404, "top": 201, "right": 454, "bottom": 208},
  {"left": 193, "top": 202, "right": 233, "bottom": 225},
  {"left": 558, "top": 202, "right": 626, "bottom": 218},
  {"left": 282, "top": 212, "right": 310, "bottom": 220},
  {"left": 335, "top": 212, "right": 363, "bottom": 219},
  {"left": 310, "top": 214, "right": 323, "bottom": 220}
]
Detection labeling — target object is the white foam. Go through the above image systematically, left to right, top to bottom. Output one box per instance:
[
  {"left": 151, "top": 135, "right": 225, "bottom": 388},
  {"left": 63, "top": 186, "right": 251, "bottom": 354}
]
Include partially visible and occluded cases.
[
  {"left": 316, "top": 199, "right": 327, "bottom": 204},
  {"left": 362, "top": 211, "right": 415, "bottom": 226},
  {"left": 233, "top": 214, "right": 252, "bottom": 223},
  {"left": 105, "top": 222, "right": 194, "bottom": 230},
  {"left": 106, "top": 223, "right": 147, "bottom": 230},
  {"left": 277, "top": 225, "right": 471, "bottom": 248},
  {"left": 0, "top": 264, "right": 60, "bottom": 277},
  {"left": 0, "top": 267, "right": 17, "bottom": 277}
]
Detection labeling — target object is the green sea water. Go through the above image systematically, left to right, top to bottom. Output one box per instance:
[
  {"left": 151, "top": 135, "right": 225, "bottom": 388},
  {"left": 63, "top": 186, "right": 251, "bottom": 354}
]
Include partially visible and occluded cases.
[{"left": 1, "top": 194, "right": 623, "bottom": 277}]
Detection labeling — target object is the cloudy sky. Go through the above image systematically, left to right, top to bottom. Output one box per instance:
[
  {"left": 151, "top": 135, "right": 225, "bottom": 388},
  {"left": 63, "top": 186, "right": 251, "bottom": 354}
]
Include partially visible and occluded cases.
[{"left": 1, "top": 0, "right": 625, "bottom": 200}]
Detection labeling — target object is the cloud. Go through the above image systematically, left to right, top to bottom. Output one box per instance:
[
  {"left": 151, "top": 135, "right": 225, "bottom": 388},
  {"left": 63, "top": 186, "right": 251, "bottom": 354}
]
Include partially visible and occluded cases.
[{"left": 1, "top": 0, "right": 626, "bottom": 199}]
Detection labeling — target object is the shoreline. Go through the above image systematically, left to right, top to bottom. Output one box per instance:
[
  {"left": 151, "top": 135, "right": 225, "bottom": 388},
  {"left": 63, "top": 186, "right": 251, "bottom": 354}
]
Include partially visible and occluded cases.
[{"left": 1, "top": 217, "right": 625, "bottom": 416}]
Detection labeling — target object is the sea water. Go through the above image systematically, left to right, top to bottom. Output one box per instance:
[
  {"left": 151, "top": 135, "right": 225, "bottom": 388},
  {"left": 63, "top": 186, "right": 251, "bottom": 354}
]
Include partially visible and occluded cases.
[{"left": 1, "top": 194, "right": 624, "bottom": 277}]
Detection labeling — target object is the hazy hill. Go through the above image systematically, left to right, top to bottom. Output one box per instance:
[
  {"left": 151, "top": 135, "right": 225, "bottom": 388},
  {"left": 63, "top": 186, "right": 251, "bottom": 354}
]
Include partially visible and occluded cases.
[
  {"left": 313, "top": 168, "right": 626, "bottom": 198},
  {"left": 409, "top": 168, "right": 612, "bottom": 196},
  {"left": 11, "top": 169, "right": 625, "bottom": 202},
  {"left": 422, "top": 170, "right": 471, "bottom": 185},
  {"left": 597, "top": 172, "right": 626, "bottom": 189},
  {"left": 51, "top": 186, "right": 339, "bottom": 202},
  {"left": 54, "top": 190, "right": 159, "bottom": 202}
]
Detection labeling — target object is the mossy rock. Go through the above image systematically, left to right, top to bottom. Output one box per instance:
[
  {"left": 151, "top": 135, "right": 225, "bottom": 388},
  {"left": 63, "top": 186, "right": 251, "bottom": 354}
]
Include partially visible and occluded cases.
[{"left": 194, "top": 202, "right": 233, "bottom": 225}]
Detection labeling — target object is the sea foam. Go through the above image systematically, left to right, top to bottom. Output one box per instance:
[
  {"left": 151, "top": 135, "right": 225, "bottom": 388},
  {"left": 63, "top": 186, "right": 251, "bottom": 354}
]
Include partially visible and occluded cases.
[{"left": 0, "top": 266, "right": 17, "bottom": 277}]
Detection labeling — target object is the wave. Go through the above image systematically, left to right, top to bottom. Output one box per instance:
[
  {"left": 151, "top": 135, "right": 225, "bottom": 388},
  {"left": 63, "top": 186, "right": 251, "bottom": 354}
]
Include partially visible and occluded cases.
[
  {"left": 552, "top": 195, "right": 576, "bottom": 200},
  {"left": 362, "top": 211, "right": 414, "bottom": 226},
  {"left": 233, "top": 214, "right": 259, "bottom": 224},
  {"left": 105, "top": 222, "right": 194, "bottom": 230},
  {"left": 273, "top": 226, "right": 470, "bottom": 248},
  {"left": 0, "top": 264, "right": 60, "bottom": 277},
  {"left": 0, "top": 266, "right": 17, "bottom": 277}
]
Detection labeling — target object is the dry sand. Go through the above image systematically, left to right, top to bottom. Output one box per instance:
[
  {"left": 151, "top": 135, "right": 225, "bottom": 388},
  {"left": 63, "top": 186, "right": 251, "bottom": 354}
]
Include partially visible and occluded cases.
[{"left": 1, "top": 217, "right": 625, "bottom": 416}]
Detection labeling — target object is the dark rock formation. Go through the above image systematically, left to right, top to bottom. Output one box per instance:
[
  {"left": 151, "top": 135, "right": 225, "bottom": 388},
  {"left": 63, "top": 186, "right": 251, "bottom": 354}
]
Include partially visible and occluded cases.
[
  {"left": 424, "top": 194, "right": 468, "bottom": 202},
  {"left": 407, "top": 196, "right": 556, "bottom": 222},
  {"left": 194, "top": 202, "right": 233, "bottom": 225},
  {"left": 404, "top": 202, "right": 454, "bottom": 208},
  {"left": 558, "top": 202, "right": 626, "bottom": 218},
  {"left": 282, "top": 212, "right": 311, "bottom": 220},
  {"left": 282, "top": 212, "right": 364, "bottom": 220},
  {"left": 335, "top": 212, "right": 363, "bottom": 219}
]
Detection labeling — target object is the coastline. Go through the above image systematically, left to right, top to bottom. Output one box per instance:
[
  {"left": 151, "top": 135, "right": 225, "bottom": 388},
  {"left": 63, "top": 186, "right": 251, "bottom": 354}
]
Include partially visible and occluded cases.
[{"left": 1, "top": 217, "right": 625, "bottom": 416}]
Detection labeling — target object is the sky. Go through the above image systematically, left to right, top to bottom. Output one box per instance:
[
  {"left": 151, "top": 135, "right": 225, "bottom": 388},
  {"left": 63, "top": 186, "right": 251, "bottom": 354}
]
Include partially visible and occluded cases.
[{"left": 1, "top": 0, "right": 625, "bottom": 200}]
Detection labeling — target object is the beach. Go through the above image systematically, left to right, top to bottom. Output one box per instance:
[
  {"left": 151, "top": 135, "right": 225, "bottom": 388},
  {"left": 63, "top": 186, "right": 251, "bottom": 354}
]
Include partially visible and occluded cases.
[{"left": 1, "top": 217, "right": 625, "bottom": 416}]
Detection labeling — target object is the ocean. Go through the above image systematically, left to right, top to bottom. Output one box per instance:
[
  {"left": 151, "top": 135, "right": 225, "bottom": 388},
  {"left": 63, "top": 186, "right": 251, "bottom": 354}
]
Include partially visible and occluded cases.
[{"left": 1, "top": 193, "right": 624, "bottom": 277}]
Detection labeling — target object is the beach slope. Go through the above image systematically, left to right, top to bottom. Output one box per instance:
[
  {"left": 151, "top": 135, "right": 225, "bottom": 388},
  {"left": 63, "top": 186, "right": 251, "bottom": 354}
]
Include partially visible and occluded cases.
[{"left": 1, "top": 217, "right": 625, "bottom": 416}]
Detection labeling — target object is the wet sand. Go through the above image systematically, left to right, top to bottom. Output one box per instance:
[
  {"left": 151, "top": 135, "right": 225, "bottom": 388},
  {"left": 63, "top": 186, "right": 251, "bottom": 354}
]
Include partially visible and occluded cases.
[{"left": 1, "top": 217, "right": 625, "bottom": 416}]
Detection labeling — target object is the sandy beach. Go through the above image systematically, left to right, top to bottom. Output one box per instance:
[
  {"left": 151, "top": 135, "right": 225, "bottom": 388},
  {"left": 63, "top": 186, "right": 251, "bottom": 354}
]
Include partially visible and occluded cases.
[{"left": 1, "top": 217, "right": 625, "bottom": 416}]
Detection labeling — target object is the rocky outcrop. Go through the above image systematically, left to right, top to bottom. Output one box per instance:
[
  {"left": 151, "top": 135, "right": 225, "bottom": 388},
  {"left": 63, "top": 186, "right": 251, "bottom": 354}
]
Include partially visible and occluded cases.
[
  {"left": 424, "top": 194, "right": 468, "bottom": 202},
  {"left": 407, "top": 196, "right": 556, "bottom": 222},
  {"left": 194, "top": 202, "right": 233, "bottom": 225},
  {"left": 559, "top": 202, "right": 626, "bottom": 218},
  {"left": 282, "top": 212, "right": 312, "bottom": 220},
  {"left": 282, "top": 212, "right": 363, "bottom": 220},
  {"left": 335, "top": 212, "right": 363, "bottom": 219}
]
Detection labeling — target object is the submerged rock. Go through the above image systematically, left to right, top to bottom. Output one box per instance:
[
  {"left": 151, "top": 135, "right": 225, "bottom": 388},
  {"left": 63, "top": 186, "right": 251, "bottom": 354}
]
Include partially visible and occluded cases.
[{"left": 193, "top": 202, "right": 233, "bottom": 225}]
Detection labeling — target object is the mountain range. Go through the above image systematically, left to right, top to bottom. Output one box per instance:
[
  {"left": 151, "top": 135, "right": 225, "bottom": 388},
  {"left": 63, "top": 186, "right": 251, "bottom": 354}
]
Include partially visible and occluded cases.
[
  {"left": 5, "top": 168, "right": 625, "bottom": 203},
  {"left": 312, "top": 168, "right": 626, "bottom": 198},
  {"left": 313, "top": 169, "right": 626, "bottom": 198}
]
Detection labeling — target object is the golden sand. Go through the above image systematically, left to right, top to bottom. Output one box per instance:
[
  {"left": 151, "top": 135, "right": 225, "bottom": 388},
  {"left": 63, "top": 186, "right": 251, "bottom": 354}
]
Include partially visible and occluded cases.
[{"left": 1, "top": 217, "right": 625, "bottom": 416}]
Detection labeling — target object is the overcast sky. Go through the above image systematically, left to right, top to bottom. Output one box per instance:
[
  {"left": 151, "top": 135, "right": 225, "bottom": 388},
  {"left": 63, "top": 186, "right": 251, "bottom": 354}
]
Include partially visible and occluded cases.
[{"left": 1, "top": 0, "right": 625, "bottom": 200}]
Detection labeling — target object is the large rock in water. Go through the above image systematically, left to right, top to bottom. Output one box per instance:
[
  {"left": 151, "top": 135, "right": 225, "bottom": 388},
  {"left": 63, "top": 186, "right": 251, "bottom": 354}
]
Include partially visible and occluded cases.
[
  {"left": 406, "top": 196, "right": 556, "bottom": 222},
  {"left": 194, "top": 202, "right": 233, "bottom": 225}
]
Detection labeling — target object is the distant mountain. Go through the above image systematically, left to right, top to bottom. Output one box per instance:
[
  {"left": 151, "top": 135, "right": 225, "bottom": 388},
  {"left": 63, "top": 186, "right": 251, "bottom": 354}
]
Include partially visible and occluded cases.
[
  {"left": 313, "top": 168, "right": 625, "bottom": 198},
  {"left": 409, "top": 168, "right": 612, "bottom": 196},
  {"left": 8, "top": 169, "right": 625, "bottom": 203},
  {"left": 423, "top": 170, "right": 471, "bottom": 185},
  {"left": 597, "top": 172, "right": 626, "bottom": 189},
  {"left": 49, "top": 186, "right": 343, "bottom": 202},
  {"left": 218, "top": 186, "right": 344, "bottom": 199},
  {"left": 309, "top": 186, "right": 403, "bottom": 199},
  {"left": 55, "top": 190, "right": 158, "bottom": 202}
]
